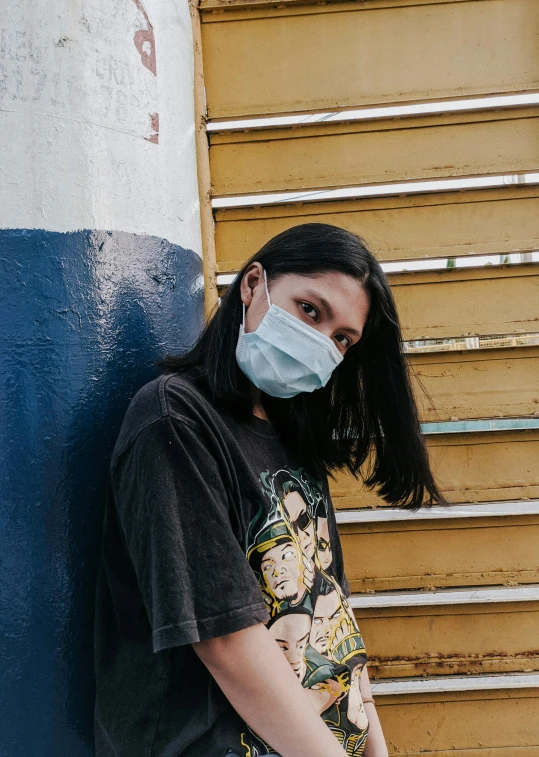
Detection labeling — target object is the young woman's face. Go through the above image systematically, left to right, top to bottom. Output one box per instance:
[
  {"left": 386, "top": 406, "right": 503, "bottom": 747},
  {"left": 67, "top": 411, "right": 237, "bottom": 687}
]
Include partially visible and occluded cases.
[{"left": 241, "top": 265, "right": 370, "bottom": 357}]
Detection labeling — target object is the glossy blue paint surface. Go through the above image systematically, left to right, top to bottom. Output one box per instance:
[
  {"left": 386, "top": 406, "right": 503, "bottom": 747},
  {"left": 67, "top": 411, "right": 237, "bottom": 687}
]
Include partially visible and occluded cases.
[{"left": 0, "top": 229, "right": 203, "bottom": 756}]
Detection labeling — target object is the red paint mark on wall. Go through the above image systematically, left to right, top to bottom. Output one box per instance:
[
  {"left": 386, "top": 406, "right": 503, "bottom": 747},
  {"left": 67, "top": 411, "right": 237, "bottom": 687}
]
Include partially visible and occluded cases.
[
  {"left": 131, "top": 0, "right": 157, "bottom": 76},
  {"left": 145, "top": 112, "right": 159, "bottom": 144}
]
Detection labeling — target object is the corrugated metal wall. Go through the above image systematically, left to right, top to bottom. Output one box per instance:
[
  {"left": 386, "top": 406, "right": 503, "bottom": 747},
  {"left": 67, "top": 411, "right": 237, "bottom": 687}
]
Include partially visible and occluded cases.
[{"left": 192, "top": 0, "right": 539, "bottom": 753}]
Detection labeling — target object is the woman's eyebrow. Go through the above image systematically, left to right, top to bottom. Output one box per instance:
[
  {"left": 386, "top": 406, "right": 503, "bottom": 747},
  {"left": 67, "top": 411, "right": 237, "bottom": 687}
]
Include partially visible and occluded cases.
[
  {"left": 303, "top": 289, "right": 361, "bottom": 337},
  {"left": 303, "top": 289, "right": 334, "bottom": 318}
]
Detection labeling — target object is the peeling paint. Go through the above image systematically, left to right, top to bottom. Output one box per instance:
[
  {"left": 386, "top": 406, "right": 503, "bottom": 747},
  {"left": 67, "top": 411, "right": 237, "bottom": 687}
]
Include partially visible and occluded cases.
[
  {"left": 131, "top": 0, "right": 157, "bottom": 76},
  {"left": 145, "top": 111, "right": 159, "bottom": 143}
]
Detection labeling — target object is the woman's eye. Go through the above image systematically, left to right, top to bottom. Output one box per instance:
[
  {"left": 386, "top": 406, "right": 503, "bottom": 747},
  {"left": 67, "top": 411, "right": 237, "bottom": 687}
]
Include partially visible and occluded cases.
[
  {"left": 300, "top": 302, "right": 318, "bottom": 319},
  {"left": 299, "top": 303, "right": 351, "bottom": 348},
  {"left": 335, "top": 334, "right": 351, "bottom": 348}
]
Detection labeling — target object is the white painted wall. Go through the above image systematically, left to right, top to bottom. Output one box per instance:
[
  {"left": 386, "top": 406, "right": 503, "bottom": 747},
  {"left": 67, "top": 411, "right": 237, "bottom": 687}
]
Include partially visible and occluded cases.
[{"left": 0, "top": 0, "right": 202, "bottom": 254}]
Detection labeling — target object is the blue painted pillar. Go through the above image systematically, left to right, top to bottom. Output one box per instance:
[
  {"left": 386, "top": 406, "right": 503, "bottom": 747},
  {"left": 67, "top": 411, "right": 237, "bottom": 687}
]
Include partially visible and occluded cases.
[{"left": 0, "top": 2, "right": 204, "bottom": 755}]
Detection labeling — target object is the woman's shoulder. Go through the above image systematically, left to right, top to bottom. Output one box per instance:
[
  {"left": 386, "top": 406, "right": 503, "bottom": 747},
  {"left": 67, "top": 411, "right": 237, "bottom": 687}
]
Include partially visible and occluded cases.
[
  {"left": 158, "top": 370, "right": 219, "bottom": 424},
  {"left": 112, "top": 371, "right": 218, "bottom": 464}
]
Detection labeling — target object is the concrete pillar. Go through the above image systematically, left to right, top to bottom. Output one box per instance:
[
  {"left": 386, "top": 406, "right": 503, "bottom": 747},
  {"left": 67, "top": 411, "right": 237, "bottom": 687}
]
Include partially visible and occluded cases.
[{"left": 0, "top": 1, "right": 204, "bottom": 754}]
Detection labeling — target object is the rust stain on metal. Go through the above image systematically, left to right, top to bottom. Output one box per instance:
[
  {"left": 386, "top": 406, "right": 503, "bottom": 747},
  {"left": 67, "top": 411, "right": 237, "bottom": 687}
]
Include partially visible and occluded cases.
[
  {"left": 131, "top": 0, "right": 157, "bottom": 76},
  {"left": 145, "top": 112, "right": 159, "bottom": 144},
  {"left": 366, "top": 651, "right": 539, "bottom": 680}
]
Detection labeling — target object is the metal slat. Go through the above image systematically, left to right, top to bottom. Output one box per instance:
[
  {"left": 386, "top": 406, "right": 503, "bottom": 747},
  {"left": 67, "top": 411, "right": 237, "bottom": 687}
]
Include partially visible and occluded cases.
[
  {"left": 200, "top": 0, "right": 539, "bottom": 119},
  {"left": 202, "top": 0, "right": 464, "bottom": 9},
  {"left": 208, "top": 93, "right": 539, "bottom": 133},
  {"left": 209, "top": 110, "right": 539, "bottom": 197},
  {"left": 212, "top": 173, "right": 539, "bottom": 210},
  {"left": 213, "top": 186, "right": 539, "bottom": 271},
  {"left": 389, "top": 264, "right": 538, "bottom": 341},
  {"left": 411, "top": 349, "right": 539, "bottom": 423},
  {"left": 422, "top": 419, "right": 539, "bottom": 434},
  {"left": 331, "top": 429, "right": 539, "bottom": 507},
  {"left": 336, "top": 500, "right": 539, "bottom": 524},
  {"left": 339, "top": 517, "right": 539, "bottom": 592},
  {"left": 349, "top": 584, "right": 539, "bottom": 608},
  {"left": 354, "top": 592, "right": 539, "bottom": 678},
  {"left": 371, "top": 672, "right": 539, "bottom": 695},
  {"left": 369, "top": 683, "right": 539, "bottom": 754}
]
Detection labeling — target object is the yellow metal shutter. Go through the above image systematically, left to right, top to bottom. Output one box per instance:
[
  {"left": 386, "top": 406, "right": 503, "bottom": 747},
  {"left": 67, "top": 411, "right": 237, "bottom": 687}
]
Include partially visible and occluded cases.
[{"left": 192, "top": 0, "right": 539, "bottom": 751}]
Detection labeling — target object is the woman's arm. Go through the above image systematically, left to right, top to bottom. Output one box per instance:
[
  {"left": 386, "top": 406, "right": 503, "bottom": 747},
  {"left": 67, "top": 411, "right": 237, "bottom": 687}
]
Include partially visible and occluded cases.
[
  {"left": 192, "top": 622, "right": 348, "bottom": 757},
  {"left": 360, "top": 664, "right": 389, "bottom": 757}
]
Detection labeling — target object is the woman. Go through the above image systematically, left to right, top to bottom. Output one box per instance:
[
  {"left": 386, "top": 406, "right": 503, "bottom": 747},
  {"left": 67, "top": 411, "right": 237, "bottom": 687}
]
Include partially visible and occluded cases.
[{"left": 94, "top": 223, "right": 447, "bottom": 757}]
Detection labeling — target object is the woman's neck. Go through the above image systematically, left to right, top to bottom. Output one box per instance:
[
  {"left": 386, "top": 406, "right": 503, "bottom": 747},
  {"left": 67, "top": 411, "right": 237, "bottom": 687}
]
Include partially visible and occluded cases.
[
  {"left": 250, "top": 386, "right": 270, "bottom": 421},
  {"left": 253, "top": 403, "right": 269, "bottom": 421}
]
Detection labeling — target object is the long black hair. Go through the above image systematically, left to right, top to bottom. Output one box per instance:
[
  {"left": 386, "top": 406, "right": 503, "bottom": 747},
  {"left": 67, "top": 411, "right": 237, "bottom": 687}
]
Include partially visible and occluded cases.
[{"left": 160, "top": 223, "right": 447, "bottom": 510}]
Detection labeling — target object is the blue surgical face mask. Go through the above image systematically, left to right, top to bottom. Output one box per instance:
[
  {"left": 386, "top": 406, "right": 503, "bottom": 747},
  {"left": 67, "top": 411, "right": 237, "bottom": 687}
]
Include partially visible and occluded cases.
[{"left": 235, "top": 268, "right": 344, "bottom": 398}]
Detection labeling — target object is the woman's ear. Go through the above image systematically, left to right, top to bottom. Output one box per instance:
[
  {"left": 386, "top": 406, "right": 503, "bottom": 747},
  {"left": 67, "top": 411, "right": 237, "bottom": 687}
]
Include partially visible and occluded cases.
[{"left": 240, "top": 263, "right": 265, "bottom": 308}]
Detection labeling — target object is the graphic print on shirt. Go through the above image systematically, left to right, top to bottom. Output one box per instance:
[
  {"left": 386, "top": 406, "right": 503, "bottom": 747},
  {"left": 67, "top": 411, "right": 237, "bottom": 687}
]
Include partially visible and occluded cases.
[{"left": 239, "top": 466, "right": 369, "bottom": 757}]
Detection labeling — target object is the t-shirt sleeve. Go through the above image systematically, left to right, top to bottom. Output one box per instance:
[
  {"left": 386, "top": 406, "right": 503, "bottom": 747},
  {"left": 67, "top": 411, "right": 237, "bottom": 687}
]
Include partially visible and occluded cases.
[{"left": 111, "top": 414, "right": 270, "bottom": 653}]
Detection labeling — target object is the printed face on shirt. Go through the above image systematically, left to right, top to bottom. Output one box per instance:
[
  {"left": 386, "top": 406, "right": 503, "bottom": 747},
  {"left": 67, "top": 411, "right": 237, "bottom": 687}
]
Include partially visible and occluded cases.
[
  {"left": 282, "top": 490, "right": 316, "bottom": 560},
  {"left": 316, "top": 516, "right": 332, "bottom": 570},
  {"left": 261, "top": 540, "right": 307, "bottom": 603},
  {"left": 310, "top": 589, "right": 352, "bottom": 657},
  {"left": 268, "top": 613, "right": 311, "bottom": 681}
]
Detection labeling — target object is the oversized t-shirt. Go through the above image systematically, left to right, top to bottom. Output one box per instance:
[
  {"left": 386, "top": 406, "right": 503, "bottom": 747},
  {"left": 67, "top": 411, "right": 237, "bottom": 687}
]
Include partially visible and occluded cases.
[{"left": 94, "top": 372, "right": 369, "bottom": 757}]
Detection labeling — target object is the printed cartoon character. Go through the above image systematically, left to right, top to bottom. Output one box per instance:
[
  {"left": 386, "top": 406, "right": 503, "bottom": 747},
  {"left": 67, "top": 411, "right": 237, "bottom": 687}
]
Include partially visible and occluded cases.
[
  {"left": 242, "top": 467, "right": 370, "bottom": 757},
  {"left": 276, "top": 477, "right": 317, "bottom": 561},
  {"left": 315, "top": 504, "right": 333, "bottom": 571},
  {"left": 248, "top": 519, "right": 315, "bottom": 616},
  {"left": 310, "top": 579, "right": 367, "bottom": 667},
  {"left": 310, "top": 585, "right": 353, "bottom": 656},
  {"left": 267, "top": 607, "right": 311, "bottom": 681},
  {"left": 302, "top": 643, "right": 350, "bottom": 716},
  {"left": 319, "top": 658, "right": 369, "bottom": 755},
  {"left": 323, "top": 671, "right": 370, "bottom": 757}
]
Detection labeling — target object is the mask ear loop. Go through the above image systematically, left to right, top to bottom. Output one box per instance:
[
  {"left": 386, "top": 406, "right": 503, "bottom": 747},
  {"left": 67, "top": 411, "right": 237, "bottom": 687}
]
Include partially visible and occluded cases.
[
  {"left": 242, "top": 268, "right": 271, "bottom": 328},
  {"left": 263, "top": 268, "right": 271, "bottom": 307}
]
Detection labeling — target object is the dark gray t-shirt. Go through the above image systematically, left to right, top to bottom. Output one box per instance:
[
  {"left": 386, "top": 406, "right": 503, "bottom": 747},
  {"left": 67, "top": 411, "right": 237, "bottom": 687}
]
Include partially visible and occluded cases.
[{"left": 94, "top": 372, "right": 369, "bottom": 757}]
